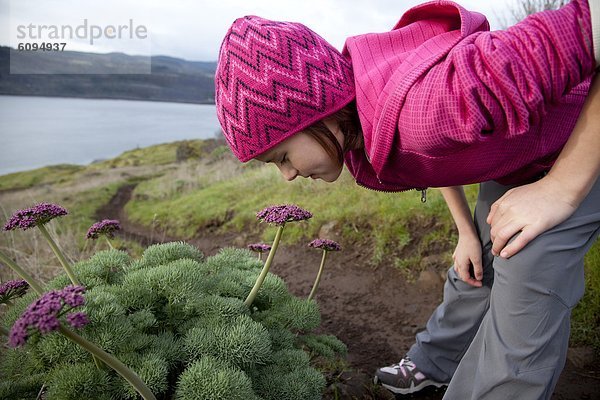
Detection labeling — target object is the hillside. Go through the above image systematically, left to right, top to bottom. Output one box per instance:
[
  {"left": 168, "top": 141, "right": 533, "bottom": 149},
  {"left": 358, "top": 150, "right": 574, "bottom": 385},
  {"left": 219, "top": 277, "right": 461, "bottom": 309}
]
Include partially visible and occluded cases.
[
  {"left": 0, "top": 46, "right": 216, "bottom": 103},
  {"left": 0, "top": 140, "right": 598, "bottom": 399}
]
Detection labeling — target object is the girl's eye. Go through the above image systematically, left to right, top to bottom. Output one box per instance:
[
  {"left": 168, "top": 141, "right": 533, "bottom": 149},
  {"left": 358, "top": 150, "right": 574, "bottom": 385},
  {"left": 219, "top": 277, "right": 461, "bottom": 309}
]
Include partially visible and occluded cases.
[{"left": 281, "top": 154, "right": 288, "bottom": 164}]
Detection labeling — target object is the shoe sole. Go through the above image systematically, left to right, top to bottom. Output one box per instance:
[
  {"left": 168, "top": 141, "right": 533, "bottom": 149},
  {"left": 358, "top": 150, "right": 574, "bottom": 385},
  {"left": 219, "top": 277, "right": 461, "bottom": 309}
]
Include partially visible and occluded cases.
[{"left": 374, "top": 376, "right": 448, "bottom": 395}]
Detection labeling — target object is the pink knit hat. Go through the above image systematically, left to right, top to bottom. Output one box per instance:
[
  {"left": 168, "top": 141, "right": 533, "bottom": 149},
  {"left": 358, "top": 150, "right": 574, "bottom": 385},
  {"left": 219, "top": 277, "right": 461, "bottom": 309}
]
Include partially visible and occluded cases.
[{"left": 215, "top": 16, "right": 356, "bottom": 162}]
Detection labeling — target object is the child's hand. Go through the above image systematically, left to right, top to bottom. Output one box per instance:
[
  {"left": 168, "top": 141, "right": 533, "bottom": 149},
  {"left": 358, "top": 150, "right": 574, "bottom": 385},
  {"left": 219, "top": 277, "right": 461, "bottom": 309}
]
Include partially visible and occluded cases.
[{"left": 452, "top": 232, "right": 483, "bottom": 287}]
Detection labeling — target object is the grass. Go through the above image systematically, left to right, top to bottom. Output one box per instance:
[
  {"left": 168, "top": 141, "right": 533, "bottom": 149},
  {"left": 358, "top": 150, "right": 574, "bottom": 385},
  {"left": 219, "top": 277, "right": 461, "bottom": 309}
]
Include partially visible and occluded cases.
[
  {"left": 88, "top": 139, "right": 219, "bottom": 170},
  {"left": 0, "top": 140, "right": 211, "bottom": 192},
  {"left": 0, "top": 161, "right": 168, "bottom": 283},
  {"left": 0, "top": 164, "right": 85, "bottom": 191},
  {"left": 125, "top": 164, "right": 457, "bottom": 263},
  {"left": 0, "top": 182, "right": 125, "bottom": 283},
  {"left": 572, "top": 243, "right": 600, "bottom": 350}
]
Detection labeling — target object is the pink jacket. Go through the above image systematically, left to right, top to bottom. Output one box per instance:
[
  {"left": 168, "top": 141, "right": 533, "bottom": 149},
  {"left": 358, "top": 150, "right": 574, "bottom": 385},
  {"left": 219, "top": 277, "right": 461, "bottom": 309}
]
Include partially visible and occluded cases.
[{"left": 343, "top": 0, "right": 596, "bottom": 192}]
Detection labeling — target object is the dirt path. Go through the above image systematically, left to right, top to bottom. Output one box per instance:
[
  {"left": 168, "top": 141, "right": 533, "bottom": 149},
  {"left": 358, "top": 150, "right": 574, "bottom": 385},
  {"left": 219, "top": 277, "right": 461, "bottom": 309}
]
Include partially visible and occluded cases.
[{"left": 97, "top": 185, "right": 600, "bottom": 400}]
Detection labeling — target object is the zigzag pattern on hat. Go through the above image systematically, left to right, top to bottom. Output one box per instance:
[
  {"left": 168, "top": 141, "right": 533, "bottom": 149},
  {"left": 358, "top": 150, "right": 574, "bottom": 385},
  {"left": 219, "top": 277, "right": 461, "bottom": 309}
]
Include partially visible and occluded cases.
[{"left": 215, "top": 16, "right": 355, "bottom": 162}]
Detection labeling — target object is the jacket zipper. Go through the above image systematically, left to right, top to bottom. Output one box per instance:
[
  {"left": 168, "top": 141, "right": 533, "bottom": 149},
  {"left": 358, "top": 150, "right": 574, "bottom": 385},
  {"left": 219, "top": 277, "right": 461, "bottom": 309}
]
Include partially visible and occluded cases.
[
  {"left": 359, "top": 150, "right": 428, "bottom": 201},
  {"left": 355, "top": 179, "right": 428, "bottom": 203}
]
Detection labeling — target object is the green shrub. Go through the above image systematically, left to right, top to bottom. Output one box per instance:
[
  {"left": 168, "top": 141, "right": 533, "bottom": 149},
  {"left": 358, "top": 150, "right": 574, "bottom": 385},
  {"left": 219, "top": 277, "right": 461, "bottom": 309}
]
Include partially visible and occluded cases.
[
  {"left": 0, "top": 243, "right": 345, "bottom": 399},
  {"left": 300, "top": 333, "right": 348, "bottom": 359},
  {"left": 176, "top": 356, "right": 259, "bottom": 400},
  {"left": 46, "top": 363, "right": 114, "bottom": 400},
  {"left": 0, "top": 372, "right": 47, "bottom": 400}
]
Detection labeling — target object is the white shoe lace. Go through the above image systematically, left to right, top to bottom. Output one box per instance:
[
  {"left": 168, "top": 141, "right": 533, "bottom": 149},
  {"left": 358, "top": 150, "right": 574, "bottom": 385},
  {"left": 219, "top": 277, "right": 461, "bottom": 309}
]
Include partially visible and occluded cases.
[{"left": 394, "top": 357, "right": 416, "bottom": 371}]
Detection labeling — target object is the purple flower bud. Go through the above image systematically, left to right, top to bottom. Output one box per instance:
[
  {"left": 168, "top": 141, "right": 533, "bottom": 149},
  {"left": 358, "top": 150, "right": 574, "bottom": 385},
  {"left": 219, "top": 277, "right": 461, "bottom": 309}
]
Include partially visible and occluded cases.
[
  {"left": 3, "top": 203, "right": 68, "bottom": 231},
  {"left": 256, "top": 205, "right": 312, "bottom": 226},
  {"left": 86, "top": 219, "right": 121, "bottom": 239},
  {"left": 308, "top": 239, "right": 342, "bottom": 252},
  {"left": 247, "top": 243, "right": 272, "bottom": 253},
  {"left": 0, "top": 279, "right": 29, "bottom": 303},
  {"left": 8, "top": 285, "right": 88, "bottom": 348},
  {"left": 61, "top": 285, "right": 86, "bottom": 307},
  {"left": 66, "top": 312, "right": 90, "bottom": 329},
  {"left": 36, "top": 314, "right": 60, "bottom": 334},
  {"left": 8, "top": 319, "right": 28, "bottom": 347}
]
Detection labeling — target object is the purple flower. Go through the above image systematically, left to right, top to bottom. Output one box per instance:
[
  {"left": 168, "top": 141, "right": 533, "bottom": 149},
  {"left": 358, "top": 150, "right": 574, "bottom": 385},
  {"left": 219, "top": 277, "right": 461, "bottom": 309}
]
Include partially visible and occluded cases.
[
  {"left": 3, "top": 203, "right": 68, "bottom": 231},
  {"left": 256, "top": 205, "right": 312, "bottom": 226},
  {"left": 86, "top": 219, "right": 121, "bottom": 239},
  {"left": 308, "top": 239, "right": 341, "bottom": 252},
  {"left": 247, "top": 243, "right": 272, "bottom": 253},
  {"left": 0, "top": 279, "right": 29, "bottom": 303},
  {"left": 8, "top": 285, "right": 88, "bottom": 348},
  {"left": 61, "top": 285, "right": 86, "bottom": 307},
  {"left": 26, "top": 290, "right": 63, "bottom": 314},
  {"left": 66, "top": 312, "right": 90, "bottom": 329},
  {"left": 36, "top": 313, "right": 60, "bottom": 334},
  {"left": 9, "top": 319, "right": 28, "bottom": 347}
]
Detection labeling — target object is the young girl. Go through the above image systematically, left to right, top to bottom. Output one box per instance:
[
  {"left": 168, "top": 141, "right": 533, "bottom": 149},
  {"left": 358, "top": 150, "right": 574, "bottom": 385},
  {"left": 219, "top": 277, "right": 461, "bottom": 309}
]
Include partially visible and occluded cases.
[{"left": 215, "top": 1, "right": 600, "bottom": 398}]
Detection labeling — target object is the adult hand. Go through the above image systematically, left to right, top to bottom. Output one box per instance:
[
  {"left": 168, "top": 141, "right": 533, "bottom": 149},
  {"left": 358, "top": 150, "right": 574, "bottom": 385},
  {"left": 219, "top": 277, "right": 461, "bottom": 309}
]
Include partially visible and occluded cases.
[
  {"left": 486, "top": 175, "right": 579, "bottom": 258},
  {"left": 453, "top": 233, "right": 483, "bottom": 287}
]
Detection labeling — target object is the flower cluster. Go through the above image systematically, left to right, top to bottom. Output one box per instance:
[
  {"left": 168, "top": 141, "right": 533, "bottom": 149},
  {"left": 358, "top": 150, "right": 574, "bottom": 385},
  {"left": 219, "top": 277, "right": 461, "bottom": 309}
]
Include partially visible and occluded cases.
[
  {"left": 3, "top": 203, "right": 68, "bottom": 231},
  {"left": 256, "top": 205, "right": 312, "bottom": 226},
  {"left": 86, "top": 219, "right": 122, "bottom": 239},
  {"left": 308, "top": 239, "right": 341, "bottom": 252},
  {"left": 247, "top": 243, "right": 272, "bottom": 253},
  {"left": 0, "top": 279, "right": 29, "bottom": 304},
  {"left": 9, "top": 285, "right": 89, "bottom": 347}
]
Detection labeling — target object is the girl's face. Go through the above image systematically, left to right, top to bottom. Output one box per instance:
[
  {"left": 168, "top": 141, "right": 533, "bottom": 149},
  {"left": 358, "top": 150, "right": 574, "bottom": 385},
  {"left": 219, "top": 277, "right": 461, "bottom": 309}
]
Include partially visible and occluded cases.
[{"left": 255, "top": 118, "right": 343, "bottom": 182}]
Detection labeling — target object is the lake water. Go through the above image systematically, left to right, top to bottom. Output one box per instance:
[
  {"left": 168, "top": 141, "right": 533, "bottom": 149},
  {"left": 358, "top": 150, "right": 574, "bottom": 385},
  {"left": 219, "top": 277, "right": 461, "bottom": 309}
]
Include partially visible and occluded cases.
[{"left": 0, "top": 95, "right": 221, "bottom": 176}]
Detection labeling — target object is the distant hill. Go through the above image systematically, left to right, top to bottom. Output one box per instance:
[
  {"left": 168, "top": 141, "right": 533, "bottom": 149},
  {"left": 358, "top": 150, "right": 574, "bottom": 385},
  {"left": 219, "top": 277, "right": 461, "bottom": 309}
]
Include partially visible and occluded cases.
[{"left": 0, "top": 46, "right": 216, "bottom": 104}]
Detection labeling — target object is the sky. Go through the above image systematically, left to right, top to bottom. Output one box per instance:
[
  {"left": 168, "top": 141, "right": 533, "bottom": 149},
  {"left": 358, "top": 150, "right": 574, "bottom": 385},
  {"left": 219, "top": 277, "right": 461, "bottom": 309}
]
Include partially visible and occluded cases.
[{"left": 0, "top": 0, "right": 517, "bottom": 62}]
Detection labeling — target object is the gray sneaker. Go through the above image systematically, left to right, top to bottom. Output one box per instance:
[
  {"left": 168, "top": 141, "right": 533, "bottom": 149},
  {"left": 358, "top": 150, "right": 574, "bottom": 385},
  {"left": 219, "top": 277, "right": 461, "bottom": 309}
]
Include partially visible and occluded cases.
[{"left": 374, "top": 357, "right": 448, "bottom": 395}]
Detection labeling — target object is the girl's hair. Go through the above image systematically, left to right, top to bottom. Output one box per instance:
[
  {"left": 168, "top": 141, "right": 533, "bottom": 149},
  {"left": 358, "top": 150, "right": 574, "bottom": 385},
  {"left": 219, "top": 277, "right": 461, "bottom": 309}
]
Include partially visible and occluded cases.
[{"left": 304, "top": 100, "right": 363, "bottom": 166}]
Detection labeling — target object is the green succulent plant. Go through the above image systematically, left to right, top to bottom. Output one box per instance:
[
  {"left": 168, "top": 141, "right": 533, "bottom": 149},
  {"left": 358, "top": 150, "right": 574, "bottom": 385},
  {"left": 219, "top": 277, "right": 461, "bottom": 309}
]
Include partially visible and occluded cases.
[{"left": 0, "top": 243, "right": 345, "bottom": 399}]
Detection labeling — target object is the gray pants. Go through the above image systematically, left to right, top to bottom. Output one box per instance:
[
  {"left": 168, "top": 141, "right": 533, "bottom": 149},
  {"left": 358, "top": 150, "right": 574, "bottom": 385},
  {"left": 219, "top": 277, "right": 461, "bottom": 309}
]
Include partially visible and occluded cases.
[{"left": 407, "top": 179, "right": 600, "bottom": 400}]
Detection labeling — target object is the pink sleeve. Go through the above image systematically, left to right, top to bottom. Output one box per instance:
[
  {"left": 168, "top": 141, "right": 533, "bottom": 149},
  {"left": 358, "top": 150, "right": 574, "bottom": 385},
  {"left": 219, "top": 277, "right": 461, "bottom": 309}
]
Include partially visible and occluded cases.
[{"left": 398, "top": 0, "right": 596, "bottom": 156}]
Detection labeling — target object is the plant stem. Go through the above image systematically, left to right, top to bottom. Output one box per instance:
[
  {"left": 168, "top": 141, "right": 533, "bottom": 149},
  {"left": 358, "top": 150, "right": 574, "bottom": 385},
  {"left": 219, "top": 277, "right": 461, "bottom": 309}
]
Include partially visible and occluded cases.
[
  {"left": 37, "top": 224, "right": 80, "bottom": 285},
  {"left": 245, "top": 225, "right": 285, "bottom": 307},
  {"left": 104, "top": 237, "right": 114, "bottom": 250},
  {"left": 0, "top": 250, "right": 44, "bottom": 295},
  {"left": 308, "top": 250, "right": 328, "bottom": 301},
  {"left": 0, "top": 325, "right": 9, "bottom": 336},
  {"left": 58, "top": 325, "right": 156, "bottom": 400},
  {"left": 35, "top": 384, "right": 45, "bottom": 400}
]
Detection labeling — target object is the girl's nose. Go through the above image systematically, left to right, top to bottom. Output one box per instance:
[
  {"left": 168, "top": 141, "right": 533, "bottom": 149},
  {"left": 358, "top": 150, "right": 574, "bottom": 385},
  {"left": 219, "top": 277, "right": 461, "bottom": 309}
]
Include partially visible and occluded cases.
[{"left": 278, "top": 164, "right": 298, "bottom": 181}]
